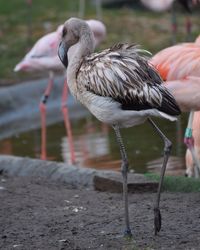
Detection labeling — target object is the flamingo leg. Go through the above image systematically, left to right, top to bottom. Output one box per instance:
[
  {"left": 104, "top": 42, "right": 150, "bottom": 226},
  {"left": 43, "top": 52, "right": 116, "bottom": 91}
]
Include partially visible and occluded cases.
[
  {"left": 79, "top": 0, "right": 85, "bottom": 18},
  {"left": 95, "top": 0, "right": 102, "bottom": 20},
  {"left": 185, "top": 16, "right": 192, "bottom": 42},
  {"left": 39, "top": 71, "right": 54, "bottom": 160},
  {"left": 61, "top": 78, "right": 76, "bottom": 164},
  {"left": 184, "top": 111, "right": 200, "bottom": 178},
  {"left": 148, "top": 118, "right": 172, "bottom": 235},
  {"left": 113, "top": 124, "right": 132, "bottom": 237}
]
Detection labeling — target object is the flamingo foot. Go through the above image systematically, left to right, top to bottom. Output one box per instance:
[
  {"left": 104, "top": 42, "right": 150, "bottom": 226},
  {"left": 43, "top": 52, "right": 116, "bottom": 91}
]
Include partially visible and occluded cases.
[
  {"left": 154, "top": 207, "right": 161, "bottom": 235},
  {"left": 123, "top": 228, "right": 132, "bottom": 238}
]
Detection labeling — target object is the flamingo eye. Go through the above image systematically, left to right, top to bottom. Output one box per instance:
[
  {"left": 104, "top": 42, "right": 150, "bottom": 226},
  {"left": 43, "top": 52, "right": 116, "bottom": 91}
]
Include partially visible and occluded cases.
[{"left": 62, "top": 27, "right": 67, "bottom": 37}]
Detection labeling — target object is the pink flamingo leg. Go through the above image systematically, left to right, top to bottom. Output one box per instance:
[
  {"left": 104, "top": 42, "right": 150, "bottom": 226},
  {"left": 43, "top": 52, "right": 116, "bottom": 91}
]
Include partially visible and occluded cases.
[
  {"left": 39, "top": 71, "right": 54, "bottom": 160},
  {"left": 61, "top": 78, "right": 76, "bottom": 164},
  {"left": 184, "top": 111, "right": 200, "bottom": 178}
]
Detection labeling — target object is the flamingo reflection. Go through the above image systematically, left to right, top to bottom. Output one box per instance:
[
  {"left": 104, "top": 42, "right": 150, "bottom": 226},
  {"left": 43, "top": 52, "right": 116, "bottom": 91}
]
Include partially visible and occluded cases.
[{"left": 61, "top": 119, "right": 121, "bottom": 171}]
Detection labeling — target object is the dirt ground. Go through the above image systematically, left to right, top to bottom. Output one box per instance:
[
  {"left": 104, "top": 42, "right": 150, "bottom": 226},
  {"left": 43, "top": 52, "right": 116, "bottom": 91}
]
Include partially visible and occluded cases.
[{"left": 1, "top": 174, "right": 200, "bottom": 250}]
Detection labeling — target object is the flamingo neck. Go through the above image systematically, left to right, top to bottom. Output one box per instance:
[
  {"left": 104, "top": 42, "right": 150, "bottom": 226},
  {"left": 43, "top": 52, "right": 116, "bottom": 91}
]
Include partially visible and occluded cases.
[{"left": 67, "top": 30, "right": 95, "bottom": 96}]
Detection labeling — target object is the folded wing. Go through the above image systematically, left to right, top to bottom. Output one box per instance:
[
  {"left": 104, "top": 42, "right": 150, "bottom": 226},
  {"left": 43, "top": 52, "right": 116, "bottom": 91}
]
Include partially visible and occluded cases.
[{"left": 77, "top": 44, "right": 181, "bottom": 116}]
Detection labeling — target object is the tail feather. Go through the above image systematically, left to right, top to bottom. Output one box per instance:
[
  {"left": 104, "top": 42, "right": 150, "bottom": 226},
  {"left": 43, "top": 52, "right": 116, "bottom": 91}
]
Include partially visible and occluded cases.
[
  {"left": 158, "top": 87, "right": 181, "bottom": 116},
  {"left": 157, "top": 111, "right": 178, "bottom": 121}
]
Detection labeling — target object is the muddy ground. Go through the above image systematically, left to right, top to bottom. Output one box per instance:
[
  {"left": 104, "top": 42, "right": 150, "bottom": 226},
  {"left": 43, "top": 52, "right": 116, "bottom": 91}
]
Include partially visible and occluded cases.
[{"left": 0, "top": 174, "right": 200, "bottom": 250}]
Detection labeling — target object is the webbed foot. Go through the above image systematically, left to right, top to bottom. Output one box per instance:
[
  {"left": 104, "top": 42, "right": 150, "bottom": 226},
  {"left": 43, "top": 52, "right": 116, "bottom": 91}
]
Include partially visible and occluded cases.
[
  {"left": 154, "top": 207, "right": 161, "bottom": 235},
  {"left": 123, "top": 228, "right": 132, "bottom": 238}
]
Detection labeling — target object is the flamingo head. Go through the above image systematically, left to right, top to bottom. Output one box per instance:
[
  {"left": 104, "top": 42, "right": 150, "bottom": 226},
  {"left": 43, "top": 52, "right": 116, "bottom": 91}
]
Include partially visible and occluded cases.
[{"left": 58, "top": 18, "right": 95, "bottom": 68}]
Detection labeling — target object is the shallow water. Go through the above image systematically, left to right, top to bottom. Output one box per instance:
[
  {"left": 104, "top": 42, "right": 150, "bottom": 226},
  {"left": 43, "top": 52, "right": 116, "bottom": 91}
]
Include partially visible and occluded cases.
[{"left": 0, "top": 112, "right": 188, "bottom": 175}]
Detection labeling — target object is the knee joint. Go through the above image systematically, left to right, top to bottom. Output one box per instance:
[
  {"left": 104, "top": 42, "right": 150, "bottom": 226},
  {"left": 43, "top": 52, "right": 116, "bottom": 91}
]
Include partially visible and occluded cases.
[{"left": 164, "top": 140, "right": 172, "bottom": 154}]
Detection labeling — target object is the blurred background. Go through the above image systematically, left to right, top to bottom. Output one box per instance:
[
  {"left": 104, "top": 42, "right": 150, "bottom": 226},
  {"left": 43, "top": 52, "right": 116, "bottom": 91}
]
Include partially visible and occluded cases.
[
  {"left": 0, "top": 0, "right": 200, "bottom": 176},
  {"left": 1, "top": 0, "right": 200, "bottom": 84}
]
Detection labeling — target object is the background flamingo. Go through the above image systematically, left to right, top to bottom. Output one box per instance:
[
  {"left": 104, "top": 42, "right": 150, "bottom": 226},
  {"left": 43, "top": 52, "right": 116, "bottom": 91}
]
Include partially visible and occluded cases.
[
  {"left": 140, "top": 0, "right": 174, "bottom": 12},
  {"left": 141, "top": 0, "right": 199, "bottom": 12},
  {"left": 14, "top": 19, "right": 106, "bottom": 163},
  {"left": 151, "top": 34, "right": 200, "bottom": 81},
  {"left": 151, "top": 35, "right": 200, "bottom": 177},
  {"left": 164, "top": 77, "right": 200, "bottom": 112},
  {"left": 165, "top": 77, "right": 200, "bottom": 177}
]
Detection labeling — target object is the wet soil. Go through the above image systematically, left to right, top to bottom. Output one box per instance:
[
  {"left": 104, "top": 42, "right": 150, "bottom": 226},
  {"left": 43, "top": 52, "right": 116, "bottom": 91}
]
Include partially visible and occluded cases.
[{"left": 0, "top": 174, "right": 200, "bottom": 250}]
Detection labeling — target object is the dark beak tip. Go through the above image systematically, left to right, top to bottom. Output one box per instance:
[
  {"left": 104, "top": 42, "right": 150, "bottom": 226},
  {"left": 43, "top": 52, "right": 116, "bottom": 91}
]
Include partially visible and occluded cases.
[
  {"left": 58, "top": 42, "right": 68, "bottom": 68},
  {"left": 58, "top": 42, "right": 63, "bottom": 59}
]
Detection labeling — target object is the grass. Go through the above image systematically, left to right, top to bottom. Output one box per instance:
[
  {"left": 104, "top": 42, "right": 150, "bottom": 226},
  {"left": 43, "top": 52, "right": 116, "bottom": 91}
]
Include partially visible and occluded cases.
[
  {"left": 0, "top": 0, "right": 200, "bottom": 84},
  {"left": 145, "top": 173, "right": 200, "bottom": 192}
]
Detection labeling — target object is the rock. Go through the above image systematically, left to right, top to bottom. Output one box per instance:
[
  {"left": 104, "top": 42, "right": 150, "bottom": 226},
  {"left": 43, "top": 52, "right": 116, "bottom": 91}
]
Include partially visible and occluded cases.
[{"left": 94, "top": 171, "right": 158, "bottom": 193}]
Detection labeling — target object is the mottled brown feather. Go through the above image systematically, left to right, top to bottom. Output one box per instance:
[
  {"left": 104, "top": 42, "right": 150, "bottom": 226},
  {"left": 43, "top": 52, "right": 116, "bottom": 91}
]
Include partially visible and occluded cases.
[{"left": 76, "top": 43, "right": 181, "bottom": 115}]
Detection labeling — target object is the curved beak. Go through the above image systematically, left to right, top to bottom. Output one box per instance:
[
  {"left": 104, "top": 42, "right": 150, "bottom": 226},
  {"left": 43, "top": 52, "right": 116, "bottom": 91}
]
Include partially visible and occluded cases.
[{"left": 58, "top": 41, "right": 69, "bottom": 68}]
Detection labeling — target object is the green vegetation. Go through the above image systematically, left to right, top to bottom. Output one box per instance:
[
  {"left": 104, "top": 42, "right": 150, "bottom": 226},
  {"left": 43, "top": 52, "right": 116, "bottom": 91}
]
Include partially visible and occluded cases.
[
  {"left": 0, "top": 0, "right": 200, "bottom": 84},
  {"left": 145, "top": 173, "right": 200, "bottom": 192}
]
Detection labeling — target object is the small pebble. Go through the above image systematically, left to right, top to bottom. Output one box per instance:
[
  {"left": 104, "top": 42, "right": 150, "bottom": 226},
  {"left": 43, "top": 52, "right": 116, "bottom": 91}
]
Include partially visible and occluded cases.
[{"left": 13, "top": 245, "right": 22, "bottom": 248}]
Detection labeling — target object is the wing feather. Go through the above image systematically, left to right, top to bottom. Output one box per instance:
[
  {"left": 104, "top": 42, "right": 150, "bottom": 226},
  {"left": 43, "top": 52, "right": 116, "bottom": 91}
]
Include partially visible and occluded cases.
[{"left": 77, "top": 43, "right": 181, "bottom": 115}]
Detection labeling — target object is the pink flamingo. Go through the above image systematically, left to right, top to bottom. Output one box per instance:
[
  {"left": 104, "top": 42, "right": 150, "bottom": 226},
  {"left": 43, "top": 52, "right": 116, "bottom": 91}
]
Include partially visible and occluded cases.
[
  {"left": 140, "top": 0, "right": 174, "bottom": 12},
  {"left": 141, "top": 0, "right": 199, "bottom": 12},
  {"left": 14, "top": 19, "right": 106, "bottom": 163},
  {"left": 151, "top": 35, "right": 200, "bottom": 81},
  {"left": 151, "top": 36, "right": 200, "bottom": 177},
  {"left": 164, "top": 77, "right": 200, "bottom": 112},
  {"left": 165, "top": 77, "right": 200, "bottom": 177}
]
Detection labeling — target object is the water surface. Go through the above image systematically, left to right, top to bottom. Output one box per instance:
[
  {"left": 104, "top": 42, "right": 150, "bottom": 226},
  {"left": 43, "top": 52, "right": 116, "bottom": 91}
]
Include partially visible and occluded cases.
[{"left": 0, "top": 113, "right": 188, "bottom": 175}]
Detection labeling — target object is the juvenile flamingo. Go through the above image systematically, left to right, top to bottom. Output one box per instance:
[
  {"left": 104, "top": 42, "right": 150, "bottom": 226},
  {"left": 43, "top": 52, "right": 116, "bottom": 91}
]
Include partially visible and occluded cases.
[
  {"left": 58, "top": 17, "right": 181, "bottom": 236},
  {"left": 14, "top": 19, "right": 106, "bottom": 163},
  {"left": 151, "top": 36, "right": 200, "bottom": 177}
]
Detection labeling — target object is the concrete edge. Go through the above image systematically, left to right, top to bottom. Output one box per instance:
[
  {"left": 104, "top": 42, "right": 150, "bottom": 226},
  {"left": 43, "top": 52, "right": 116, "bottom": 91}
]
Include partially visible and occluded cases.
[{"left": 0, "top": 155, "right": 158, "bottom": 192}]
